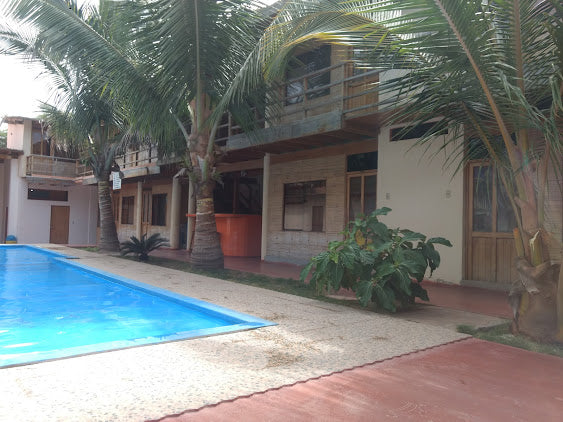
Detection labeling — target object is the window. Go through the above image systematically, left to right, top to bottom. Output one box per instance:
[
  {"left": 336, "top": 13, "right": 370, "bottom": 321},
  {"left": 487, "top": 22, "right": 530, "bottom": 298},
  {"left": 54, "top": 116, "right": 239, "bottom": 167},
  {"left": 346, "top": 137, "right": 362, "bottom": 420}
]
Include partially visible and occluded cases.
[
  {"left": 286, "top": 45, "right": 331, "bottom": 104},
  {"left": 391, "top": 122, "right": 448, "bottom": 142},
  {"left": 31, "top": 128, "right": 50, "bottom": 156},
  {"left": 347, "top": 152, "right": 378, "bottom": 222},
  {"left": 347, "top": 152, "right": 378, "bottom": 172},
  {"left": 471, "top": 165, "right": 517, "bottom": 233},
  {"left": 283, "top": 180, "right": 326, "bottom": 232},
  {"left": 28, "top": 189, "right": 68, "bottom": 201},
  {"left": 151, "top": 193, "right": 167, "bottom": 226},
  {"left": 121, "top": 196, "right": 134, "bottom": 225}
]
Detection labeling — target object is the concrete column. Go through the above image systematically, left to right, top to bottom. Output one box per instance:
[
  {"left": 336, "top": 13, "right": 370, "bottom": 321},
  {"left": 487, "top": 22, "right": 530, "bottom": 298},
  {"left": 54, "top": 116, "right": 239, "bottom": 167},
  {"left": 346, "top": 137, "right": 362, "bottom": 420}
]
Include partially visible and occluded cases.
[
  {"left": 261, "top": 153, "right": 270, "bottom": 260},
  {"left": 169, "top": 176, "right": 181, "bottom": 249},
  {"left": 186, "top": 180, "right": 196, "bottom": 251},
  {"left": 135, "top": 181, "right": 143, "bottom": 239}
]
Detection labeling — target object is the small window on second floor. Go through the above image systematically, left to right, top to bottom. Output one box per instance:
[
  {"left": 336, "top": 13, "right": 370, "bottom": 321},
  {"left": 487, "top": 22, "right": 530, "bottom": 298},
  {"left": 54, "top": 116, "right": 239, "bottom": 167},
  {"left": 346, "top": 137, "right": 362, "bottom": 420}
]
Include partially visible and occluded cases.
[
  {"left": 286, "top": 45, "right": 331, "bottom": 104},
  {"left": 391, "top": 122, "right": 448, "bottom": 142}
]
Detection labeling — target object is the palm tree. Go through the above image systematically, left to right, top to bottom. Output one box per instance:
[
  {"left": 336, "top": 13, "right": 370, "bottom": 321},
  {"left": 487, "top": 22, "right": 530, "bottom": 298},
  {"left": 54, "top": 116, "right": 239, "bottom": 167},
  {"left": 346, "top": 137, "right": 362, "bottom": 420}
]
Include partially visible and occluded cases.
[
  {"left": 0, "top": 0, "right": 159, "bottom": 252},
  {"left": 1, "top": 0, "right": 269, "bottom": 268},
  {"left": 107, "top": 0, "right": 268, "bottom": 268},
  {"left": 238, "top": 0, "right": 562, "bottom": 341},
  {"left": 363, "top": 0, "right": 562, "bottom": 342}
]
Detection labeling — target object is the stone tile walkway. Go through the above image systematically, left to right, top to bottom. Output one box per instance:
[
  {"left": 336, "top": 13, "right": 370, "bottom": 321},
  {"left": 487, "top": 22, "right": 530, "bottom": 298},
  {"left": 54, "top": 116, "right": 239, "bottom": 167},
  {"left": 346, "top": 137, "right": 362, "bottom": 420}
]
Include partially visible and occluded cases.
[{"left": 160, "top": 338, "right": 563, "bottom": 422}]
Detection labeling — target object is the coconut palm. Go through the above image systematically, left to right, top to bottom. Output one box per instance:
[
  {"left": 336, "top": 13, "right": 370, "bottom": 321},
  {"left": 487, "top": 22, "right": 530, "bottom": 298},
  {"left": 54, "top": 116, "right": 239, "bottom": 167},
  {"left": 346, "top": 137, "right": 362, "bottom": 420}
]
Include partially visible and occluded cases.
[
  {"left": 0, "top": 0, "right": 164, "bottom": 251},
  {"left": 1, "top": 0, "right": 271, "bottom": 268},
  {"left": 107, "top": 0, "right": 268, "bottom": 268},
  {"left": 237, "top": 0, "right": 562, "bottom": 341},
  {"left": 355, "top": 0, "right": 563, "bottom": 342}
]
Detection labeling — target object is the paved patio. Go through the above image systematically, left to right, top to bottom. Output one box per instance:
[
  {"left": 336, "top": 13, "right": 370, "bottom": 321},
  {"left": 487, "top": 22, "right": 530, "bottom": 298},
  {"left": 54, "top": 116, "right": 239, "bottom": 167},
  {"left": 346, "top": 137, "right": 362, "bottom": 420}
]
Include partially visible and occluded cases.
[
  {"left": 1, "top": 246, "right": 474, "bottom": 422},
  {"left": 160, "top": 338, "right": 563, "bottom": 421}
]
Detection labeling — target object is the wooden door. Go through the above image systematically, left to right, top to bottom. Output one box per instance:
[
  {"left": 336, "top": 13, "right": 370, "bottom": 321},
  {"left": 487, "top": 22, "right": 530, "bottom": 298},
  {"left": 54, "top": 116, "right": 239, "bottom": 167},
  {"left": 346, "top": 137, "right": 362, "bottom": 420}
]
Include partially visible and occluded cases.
[
  {"left": 345, "top": 64, "right": 379, "bottom": 118},
  {"left": 466, "top": 162, "right": 517, "bottom": 284},
  {"left": 141, "top": 190, "right": 152, "bottom": 235},
  {"left": 50, "top": 205, "right": 70, "bottom": 244}
]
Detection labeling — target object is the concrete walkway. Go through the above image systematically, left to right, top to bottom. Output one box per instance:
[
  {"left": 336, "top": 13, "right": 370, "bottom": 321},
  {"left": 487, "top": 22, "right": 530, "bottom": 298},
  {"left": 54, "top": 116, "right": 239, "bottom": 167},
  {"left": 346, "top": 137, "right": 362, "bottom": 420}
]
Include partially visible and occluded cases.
[{"left": 1, "top": 246, "right": 469, "bottom": 422}]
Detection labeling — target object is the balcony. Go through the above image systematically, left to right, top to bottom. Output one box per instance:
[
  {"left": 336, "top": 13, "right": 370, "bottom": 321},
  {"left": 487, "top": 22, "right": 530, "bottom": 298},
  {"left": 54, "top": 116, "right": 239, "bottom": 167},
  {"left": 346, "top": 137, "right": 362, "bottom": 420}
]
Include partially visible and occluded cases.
[
  {"left": 215, "top": 61, "right": 382, "bottom": 162},
  {"left": 26, "top": 146, "right": 162, "bottom": 184},
  {"left": 26, "top": 155, "right": 87, "bottom": 180}
]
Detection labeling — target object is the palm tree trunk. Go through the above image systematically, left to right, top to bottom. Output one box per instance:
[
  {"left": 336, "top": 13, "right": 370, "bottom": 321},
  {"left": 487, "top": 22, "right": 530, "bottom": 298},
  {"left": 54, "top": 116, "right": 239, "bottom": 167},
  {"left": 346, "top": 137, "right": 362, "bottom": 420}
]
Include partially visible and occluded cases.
[
  {"left": 511, "top": 161, "right": 561, "bottom": 343},
  {"left": 97, "top": 179, "right": 120, "bottom": 252},
  {"left": 190, "top": 179, "right": 224, "bottom": 269}
]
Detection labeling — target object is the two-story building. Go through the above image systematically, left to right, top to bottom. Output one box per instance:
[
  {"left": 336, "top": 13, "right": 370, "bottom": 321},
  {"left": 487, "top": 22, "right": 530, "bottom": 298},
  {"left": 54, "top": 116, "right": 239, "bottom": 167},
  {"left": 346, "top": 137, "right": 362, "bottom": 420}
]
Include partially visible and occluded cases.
[
  {"left": 3, "top": 42, "right": 560, "bottom": 290},
  {"left": 1, "top": 116, "right": 98, "bottom": 246}
]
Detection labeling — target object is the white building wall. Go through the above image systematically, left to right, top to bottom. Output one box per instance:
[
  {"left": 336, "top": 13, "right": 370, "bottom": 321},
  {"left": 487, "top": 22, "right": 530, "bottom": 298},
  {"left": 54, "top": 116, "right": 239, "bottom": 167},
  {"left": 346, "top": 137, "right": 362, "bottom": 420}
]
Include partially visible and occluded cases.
[
  {"left": 377, "top": 126, "right": 464, "bottom": 284},
  {"left": 6, "top": 156, "right": 98, "bottom": 245},
  {"left": 6, "top": 159, "right": 24, "bottom": 240},
  {"left": 68, "top": 185, "right": 98, "bottom": 245}
]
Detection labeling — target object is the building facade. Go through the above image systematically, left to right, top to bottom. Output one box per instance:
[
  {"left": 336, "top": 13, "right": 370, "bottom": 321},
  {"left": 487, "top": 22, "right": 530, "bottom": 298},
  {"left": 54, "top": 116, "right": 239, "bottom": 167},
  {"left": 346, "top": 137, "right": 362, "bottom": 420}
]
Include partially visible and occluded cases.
[
  {"left": 3, "top": 43, "right": 560, "bottom": 291},
  {"left": 1, "top": 117, "right": 98, "bottom": 246}
]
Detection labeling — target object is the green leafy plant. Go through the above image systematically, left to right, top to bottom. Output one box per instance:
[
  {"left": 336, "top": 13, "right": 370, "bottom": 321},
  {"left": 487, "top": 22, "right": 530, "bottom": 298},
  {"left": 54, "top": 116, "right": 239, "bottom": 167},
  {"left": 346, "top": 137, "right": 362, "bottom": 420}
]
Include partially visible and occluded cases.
[
  {"left": 300, "top": 208, "right": 452, "bottom": 312},
  {"left": 120, "top": 233, "right": 168, "bottom": 262}
]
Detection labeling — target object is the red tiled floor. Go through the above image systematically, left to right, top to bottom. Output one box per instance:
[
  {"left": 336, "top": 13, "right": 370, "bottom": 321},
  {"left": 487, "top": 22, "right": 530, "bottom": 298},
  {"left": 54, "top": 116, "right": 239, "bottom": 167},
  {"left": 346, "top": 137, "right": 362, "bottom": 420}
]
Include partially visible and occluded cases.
[
  {"left": 151, "top": 249, "right": 512, "bottom": 319},
  {"left": 155, "top": 338, "right": 563, "bottom": 422}
]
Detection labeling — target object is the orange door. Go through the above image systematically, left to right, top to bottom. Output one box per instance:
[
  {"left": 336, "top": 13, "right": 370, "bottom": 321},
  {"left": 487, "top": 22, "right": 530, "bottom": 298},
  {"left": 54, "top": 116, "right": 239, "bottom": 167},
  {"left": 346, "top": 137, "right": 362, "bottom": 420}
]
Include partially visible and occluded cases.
[{"left": 50, "top": 205, "right": 70, "bottom": 244}]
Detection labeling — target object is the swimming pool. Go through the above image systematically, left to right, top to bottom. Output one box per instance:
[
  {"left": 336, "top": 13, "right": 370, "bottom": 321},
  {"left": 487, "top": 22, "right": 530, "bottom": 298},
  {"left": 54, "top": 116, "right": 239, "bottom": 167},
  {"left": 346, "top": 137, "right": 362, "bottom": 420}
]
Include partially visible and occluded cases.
[{"left": 0, "top": 245, "right": 274, "bottom": 368}]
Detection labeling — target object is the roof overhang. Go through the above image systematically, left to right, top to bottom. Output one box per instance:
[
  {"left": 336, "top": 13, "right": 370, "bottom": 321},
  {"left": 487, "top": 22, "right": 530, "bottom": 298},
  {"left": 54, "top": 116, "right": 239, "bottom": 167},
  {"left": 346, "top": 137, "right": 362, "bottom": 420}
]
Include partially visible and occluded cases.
[{"left": 0, "top": 148, "right": 24, "bottom": 160}]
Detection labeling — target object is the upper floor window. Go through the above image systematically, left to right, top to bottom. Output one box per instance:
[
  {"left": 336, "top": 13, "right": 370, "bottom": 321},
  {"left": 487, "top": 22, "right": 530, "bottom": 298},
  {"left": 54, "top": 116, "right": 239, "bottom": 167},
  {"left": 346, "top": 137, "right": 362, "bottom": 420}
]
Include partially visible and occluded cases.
[
  {"left": 286, "top": 45, "right": 331, "bottom": 104},
  {"left": 390, "top": 122, "right": 448, "bottom": 142},
  {"left": 31, "top": 128, "right": 50, "bottom": 156}
]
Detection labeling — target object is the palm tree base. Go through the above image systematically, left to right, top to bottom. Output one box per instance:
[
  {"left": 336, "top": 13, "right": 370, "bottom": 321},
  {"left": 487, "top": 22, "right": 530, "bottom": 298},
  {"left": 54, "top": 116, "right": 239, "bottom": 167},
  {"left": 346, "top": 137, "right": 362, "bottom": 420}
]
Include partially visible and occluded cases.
[{"left": 190, "top": 229, "right": 224, "bottom": 269}]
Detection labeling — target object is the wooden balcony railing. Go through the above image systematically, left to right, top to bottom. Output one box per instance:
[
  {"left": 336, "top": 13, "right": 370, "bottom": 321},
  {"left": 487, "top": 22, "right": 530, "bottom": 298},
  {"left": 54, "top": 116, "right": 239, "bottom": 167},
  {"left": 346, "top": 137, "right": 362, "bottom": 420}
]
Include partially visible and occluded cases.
[
  {"left": 214, "top": 62, "right": 379, "bottom": 145},
  {"left": 26, "top": 63, "right": 378, "bottom": 180},
  {"left": 26, "top": 147, "right": 161, "bottom": 180},
  {"left": 26, "top": 155, "right": 85, "bottom": 179}
]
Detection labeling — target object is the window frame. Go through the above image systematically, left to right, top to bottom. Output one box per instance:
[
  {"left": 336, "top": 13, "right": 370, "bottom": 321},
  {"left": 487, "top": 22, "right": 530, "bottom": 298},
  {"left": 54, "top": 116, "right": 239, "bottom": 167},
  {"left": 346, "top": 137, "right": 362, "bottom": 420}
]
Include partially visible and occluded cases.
[
  {"left": 285, "top": 45, "right": 332, "bottom": 105},
  {"left": 346, "top": 170, "right": 378, "bottom": 223},
  {"left": 282, "top": 180, "right": 326, "bottom": 232},
  {"left": 151, "top": 193, "right": 167, "bottom": 227},
  {"left": 120, "top": 196, "right": 135, "bottom": 225}
]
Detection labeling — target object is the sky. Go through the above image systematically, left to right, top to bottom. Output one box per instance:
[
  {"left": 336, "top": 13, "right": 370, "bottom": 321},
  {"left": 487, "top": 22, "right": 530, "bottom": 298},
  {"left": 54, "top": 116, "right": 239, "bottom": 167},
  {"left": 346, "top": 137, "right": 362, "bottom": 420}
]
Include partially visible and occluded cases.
[{"left": 0, "top": 0, "right": 279, "bottom": 125}]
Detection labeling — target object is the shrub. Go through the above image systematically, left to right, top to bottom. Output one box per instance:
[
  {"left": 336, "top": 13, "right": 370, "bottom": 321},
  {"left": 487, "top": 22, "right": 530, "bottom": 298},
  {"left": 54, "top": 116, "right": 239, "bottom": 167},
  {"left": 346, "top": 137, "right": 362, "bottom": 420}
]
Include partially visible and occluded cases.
[
  {"left": 300, "top": 208, "right": 451, "bottom": 312},
  {"left": 120, "top": 233, "right": 168, "bottom": 262}
]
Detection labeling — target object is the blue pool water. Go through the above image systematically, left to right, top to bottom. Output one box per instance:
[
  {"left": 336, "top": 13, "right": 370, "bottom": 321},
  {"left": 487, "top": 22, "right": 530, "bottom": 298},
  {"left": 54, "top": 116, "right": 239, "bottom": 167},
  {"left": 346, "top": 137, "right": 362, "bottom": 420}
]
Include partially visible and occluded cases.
[{"left": 0, "top": 245, "right": 273, "bottom": 367}]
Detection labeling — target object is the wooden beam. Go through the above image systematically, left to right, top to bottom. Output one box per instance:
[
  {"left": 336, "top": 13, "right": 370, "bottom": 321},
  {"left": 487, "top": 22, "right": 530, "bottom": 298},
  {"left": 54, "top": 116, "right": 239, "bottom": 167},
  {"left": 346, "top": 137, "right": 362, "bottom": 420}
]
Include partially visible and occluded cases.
[
  {"left": 225, "top": 110, "right": 343, "bottom": 151},
  {"left": 271, "top": 139, "right": 377, "bottom": 165},
  {"left": 217, "top": 158, "right": 264, "bottom": 173}
]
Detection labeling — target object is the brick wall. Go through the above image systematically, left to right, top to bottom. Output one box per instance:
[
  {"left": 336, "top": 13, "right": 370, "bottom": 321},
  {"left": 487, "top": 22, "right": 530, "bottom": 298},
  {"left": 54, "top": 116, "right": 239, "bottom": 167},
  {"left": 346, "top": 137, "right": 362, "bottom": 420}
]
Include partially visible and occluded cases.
[{"left": 266, "top": 154, "right": 346, "bottom": 264}]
